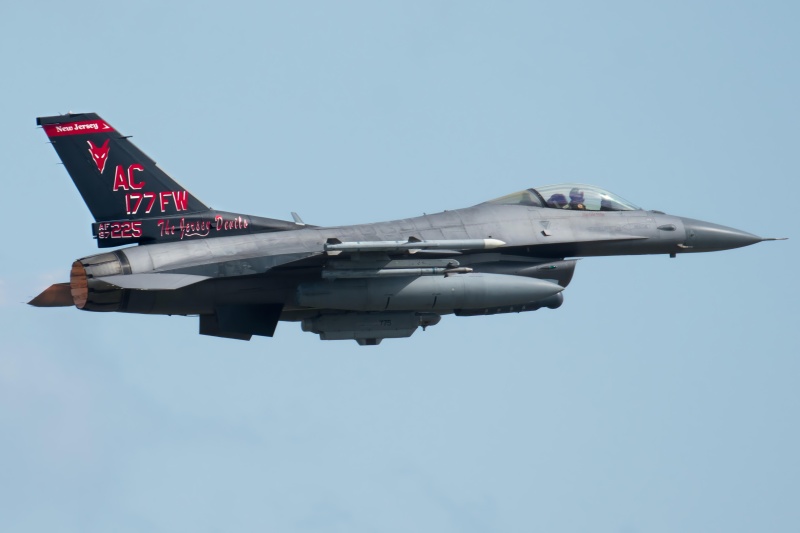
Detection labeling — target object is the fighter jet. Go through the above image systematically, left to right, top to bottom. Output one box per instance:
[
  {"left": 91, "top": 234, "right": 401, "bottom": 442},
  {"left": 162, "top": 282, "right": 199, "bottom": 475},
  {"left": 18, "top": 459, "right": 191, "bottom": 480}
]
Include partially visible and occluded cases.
[{"left": 30, "top": 113, "right": 783, "bottom": 344}]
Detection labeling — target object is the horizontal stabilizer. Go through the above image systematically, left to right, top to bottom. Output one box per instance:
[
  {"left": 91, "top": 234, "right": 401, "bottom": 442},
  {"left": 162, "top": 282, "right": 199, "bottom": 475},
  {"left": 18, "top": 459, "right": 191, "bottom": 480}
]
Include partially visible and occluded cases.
[
  {"left": 96, "top": 273, "right": 210, "bottom": 290},
  {"left": 29, "top": 283, "right": 73, "bottom": 307}
]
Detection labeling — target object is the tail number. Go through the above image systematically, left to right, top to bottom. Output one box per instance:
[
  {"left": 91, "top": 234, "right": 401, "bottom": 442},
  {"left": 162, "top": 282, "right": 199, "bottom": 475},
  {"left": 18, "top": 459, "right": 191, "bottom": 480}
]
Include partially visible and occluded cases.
[{"left": 97, "top": 221, "right": 143, "bottom": 240}]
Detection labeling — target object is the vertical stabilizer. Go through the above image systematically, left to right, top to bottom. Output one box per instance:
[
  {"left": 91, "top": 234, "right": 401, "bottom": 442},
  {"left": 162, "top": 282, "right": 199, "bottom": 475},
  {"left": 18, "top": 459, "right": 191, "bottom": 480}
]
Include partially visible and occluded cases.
[
  {"left": 38, "top": 112, "right": 303, "bottom": 248},
  {"left": 37, "top": 113, "right": 208, "bottom": 222}
]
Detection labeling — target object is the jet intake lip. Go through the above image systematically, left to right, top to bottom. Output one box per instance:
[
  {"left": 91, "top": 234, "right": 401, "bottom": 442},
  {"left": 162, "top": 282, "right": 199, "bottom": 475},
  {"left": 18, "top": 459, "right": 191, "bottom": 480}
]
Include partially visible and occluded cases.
[{"left": 679, "top": 217, "right": 763, "bottom": 252}]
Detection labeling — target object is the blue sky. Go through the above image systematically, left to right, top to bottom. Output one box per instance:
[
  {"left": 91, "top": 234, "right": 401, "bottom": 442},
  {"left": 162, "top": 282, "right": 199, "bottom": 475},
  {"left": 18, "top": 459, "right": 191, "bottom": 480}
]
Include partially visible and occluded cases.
[{"left": 1, "top": 2, "right": 797, "bottom": 532}]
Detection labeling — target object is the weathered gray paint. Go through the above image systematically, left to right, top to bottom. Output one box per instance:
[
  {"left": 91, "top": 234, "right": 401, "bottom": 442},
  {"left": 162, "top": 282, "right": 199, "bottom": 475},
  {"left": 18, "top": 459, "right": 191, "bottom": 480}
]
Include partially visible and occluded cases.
[{"left": 32, "top": 113, "right": 777, "bottom": 344}]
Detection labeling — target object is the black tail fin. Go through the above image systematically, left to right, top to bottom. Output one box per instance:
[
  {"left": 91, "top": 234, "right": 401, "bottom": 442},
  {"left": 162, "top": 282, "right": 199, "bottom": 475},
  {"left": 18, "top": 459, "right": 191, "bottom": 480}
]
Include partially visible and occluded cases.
[
  {"left": 37, "top": 113, "right": 208, "bottom": 221},
  {"left": 38, "top": 113, "right": 303, "bottom": 248}
]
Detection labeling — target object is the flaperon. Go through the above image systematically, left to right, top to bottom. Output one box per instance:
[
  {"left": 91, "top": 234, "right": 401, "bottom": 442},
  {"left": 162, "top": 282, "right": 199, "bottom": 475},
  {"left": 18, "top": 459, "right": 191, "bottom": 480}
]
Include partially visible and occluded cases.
[{"left": 30, "top": 113, "right": 784, "bottom": 344}]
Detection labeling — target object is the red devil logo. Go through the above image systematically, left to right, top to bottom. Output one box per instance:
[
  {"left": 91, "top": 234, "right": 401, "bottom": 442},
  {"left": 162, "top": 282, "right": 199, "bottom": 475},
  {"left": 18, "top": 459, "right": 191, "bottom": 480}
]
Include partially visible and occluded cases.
[{"left": 87, "top": 139, "right": 110, "bottom": 174}]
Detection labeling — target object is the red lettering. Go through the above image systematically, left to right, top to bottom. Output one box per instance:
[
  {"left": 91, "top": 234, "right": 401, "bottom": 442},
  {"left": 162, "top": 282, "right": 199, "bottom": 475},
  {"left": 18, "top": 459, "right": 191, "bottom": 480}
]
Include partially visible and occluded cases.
[
  {"left": 113, "top": 164, "right": 146, "bottom": 191},
  {"left": 128, "top": 164, "right": 145, "bottom": 189},
  {"left": 113, "top": 165, "right": 129, "bottom": 191},
  {"left": 173, "top": 190, "right": 188, "bottom": 211},
  {"left": 159, "top": 191, "right": 171, "bottom": 212},
  {"left": 127, "top": 192, "right": 189, "bottom": 215},
  {"left": 144, "top": 192, "right": 156, "bottom": 214},
  {"left": 126, "top": 193, "right": 143, "bottom": 215},
  {"left": 211, "top": 215, "right": 249, "bottom": 232},
  {"left": 158, "top": 219, "right": 168, "bottom": 237},
  {"left": 98, "top": 221, "right": 144, "bottom": 240}
]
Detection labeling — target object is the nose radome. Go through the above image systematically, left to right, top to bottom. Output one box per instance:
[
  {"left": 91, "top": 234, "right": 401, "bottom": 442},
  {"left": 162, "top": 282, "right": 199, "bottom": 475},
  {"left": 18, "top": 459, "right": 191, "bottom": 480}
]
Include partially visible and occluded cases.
[{"left": 680, "top": 217, "right": 764, "bottom": 252}]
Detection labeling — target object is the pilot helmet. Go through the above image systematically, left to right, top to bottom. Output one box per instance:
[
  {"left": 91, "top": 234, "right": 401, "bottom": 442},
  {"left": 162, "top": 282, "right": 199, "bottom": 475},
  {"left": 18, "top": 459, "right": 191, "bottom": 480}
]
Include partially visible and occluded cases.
[{"left": 569, "top": 187, "right": 584, "bottom": 201}]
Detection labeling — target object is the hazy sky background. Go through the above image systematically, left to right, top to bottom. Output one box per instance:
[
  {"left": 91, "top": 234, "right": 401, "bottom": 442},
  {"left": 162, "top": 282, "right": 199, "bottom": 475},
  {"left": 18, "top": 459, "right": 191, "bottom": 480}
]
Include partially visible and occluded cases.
[{"left": 1, "top": 1, "right": 797, "bottom": 532}]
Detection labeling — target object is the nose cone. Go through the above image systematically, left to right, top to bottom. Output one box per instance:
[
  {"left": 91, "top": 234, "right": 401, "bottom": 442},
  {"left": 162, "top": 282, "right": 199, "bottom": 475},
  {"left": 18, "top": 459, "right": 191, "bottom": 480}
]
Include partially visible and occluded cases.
[{"left": 680, "top": 217, "right": 764, "bottom": 252}]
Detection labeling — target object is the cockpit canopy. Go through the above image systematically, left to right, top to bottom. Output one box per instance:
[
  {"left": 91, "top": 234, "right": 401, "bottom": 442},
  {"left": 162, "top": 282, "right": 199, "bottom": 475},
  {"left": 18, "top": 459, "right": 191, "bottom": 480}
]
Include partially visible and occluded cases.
[{"left": 484, "top": 183, "right": 642, "bottom": 212}]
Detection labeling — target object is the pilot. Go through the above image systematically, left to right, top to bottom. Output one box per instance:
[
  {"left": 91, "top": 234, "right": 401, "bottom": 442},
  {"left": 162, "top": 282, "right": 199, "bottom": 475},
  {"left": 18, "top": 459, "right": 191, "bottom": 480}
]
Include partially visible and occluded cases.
[
  {"left": 569, "top": 188, "right": 586, "bottom": 210},
  {"left": 547, "top": 193, "right": 568, "bottom": 209}
]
